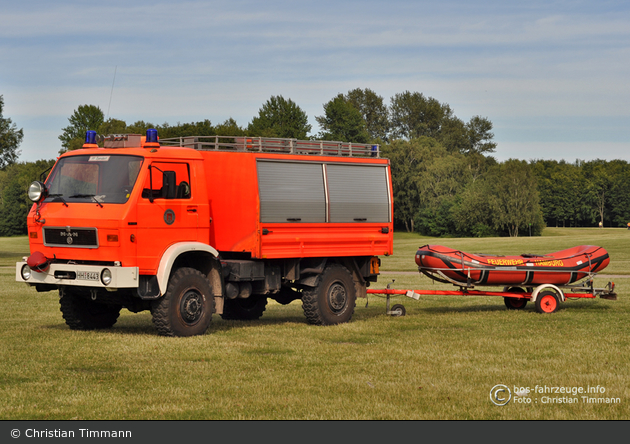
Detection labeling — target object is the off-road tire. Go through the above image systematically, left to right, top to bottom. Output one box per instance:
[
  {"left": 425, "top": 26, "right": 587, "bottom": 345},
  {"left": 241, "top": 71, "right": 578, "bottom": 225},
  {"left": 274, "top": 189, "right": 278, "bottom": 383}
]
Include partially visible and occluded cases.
[
  {"left": 302, "top": 264, "right": 356, "bottom": 325},
  {"left": 151, "top": 267, "right": 214, "bottom": 337},
  {"left": 59, "top": 288, "right": 121, "bottom": 330},
  {"left": 221, "top": 295, "right": 268, "bottom": 320}
]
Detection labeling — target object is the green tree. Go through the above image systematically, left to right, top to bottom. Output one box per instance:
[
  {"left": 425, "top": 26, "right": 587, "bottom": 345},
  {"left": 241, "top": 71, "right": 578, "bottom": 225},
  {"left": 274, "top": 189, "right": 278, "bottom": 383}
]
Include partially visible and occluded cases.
[
  {"left": 344, "top": 88, "right": 390, "bottom": 142},
  {"left": 388, "top": 91, "right": 476, "bottom": 153},
  {"left": 389, "top": 91, "right": 450, "bottom": 140},
  {"left": 316, "top": 94, "right": 370, "bottom": 143},
  {"left": 0, "top": 95, "right": 23, "bottom": 169},
  {"left": 248, "top": 96, "right": 311, "bottom": 139},
  {"left": 59, "top": 105, "right": 104, "bottom": 154},
  {"left": 436, "top": 115, "right": 469, "bottom": 154},
  {"left": 465, "top": 115, "right": 497, "bottom": 155},
  {"left": 98, "top": 118, "right": 128, "bottom": 136},
  {"left": 214, "top": 118, "right": 247, "bottom": 136},
  {"left": 125, "top": 120, "right": 155, "bottom": 135},
  {"left": 156, "top": 120, "right": 216, "bottom": 139},
  {"left": 381, "top": 137, "right": 464, "bottom": 233},
  {"left": 381, "top": 138, "right": 428, "bottom": 232},
  {"left": 413, "top": 148, "right": 471, "bottom": 236},
  {"left": 0, "top": 159, "right": 56, "bottom": 236},
  {"left": 486, "top": 160, "right": 545, "bottom": 237},
  {"left": 531, "top": 160, "right": 585, "bottom": 227},
  {"left": 582, "top": 160, "right": 611, "bottom": 227},
  {"left": 607, "top": 160, "right": 630, "bottom": 227},
  {"left": 452, "top": 179, "right": 498, "bottom": 237}
]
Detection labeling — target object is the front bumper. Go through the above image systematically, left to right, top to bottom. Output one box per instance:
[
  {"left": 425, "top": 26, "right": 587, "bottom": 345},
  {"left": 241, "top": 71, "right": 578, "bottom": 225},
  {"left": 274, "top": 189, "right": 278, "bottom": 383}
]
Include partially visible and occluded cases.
[{"left": 16, "top": 261, "right": 139, "bottom": 289}]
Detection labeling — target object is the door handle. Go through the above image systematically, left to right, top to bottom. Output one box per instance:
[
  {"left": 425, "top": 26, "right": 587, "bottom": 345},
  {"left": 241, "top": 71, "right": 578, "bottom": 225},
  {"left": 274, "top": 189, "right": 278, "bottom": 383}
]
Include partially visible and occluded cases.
[{"left": 187, "top": 206, "right": 198, "bottom": 213}]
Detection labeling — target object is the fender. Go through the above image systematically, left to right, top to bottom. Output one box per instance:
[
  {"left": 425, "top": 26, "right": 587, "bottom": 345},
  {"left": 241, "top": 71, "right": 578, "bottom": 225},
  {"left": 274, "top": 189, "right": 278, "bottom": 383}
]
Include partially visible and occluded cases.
[
  {"left": 156, "top": 242, "right": 219, "bottom": 295},
  {"left": 531, "top": 283, "right": 565, "bottom": 303}
]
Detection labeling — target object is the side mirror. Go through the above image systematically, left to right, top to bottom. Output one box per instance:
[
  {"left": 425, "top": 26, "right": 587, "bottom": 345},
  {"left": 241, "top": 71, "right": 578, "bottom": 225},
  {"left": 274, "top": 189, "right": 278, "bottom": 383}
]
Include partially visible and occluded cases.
[{"left": 162, "top": 171, "right": 177, "bottom": 199}]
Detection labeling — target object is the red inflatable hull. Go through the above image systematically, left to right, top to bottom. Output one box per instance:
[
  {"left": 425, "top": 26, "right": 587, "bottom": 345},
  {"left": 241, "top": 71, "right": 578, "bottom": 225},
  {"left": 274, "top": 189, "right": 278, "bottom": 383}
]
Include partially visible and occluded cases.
[{"left": 415, "top": 244, "right": 610, "bottom": 286}]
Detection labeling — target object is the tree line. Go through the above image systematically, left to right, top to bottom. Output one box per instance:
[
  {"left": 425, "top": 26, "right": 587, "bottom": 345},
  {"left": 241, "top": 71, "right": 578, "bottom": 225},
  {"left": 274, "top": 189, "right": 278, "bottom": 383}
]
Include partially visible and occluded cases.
[{"left": 1, "top": 91, "right": 629, "bottom": 237}]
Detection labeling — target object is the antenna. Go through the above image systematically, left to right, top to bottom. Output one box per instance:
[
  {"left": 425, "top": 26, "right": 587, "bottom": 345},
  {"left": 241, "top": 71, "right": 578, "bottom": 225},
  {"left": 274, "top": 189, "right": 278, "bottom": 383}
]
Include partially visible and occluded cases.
[{"left": 106, "top": 65, "right": 117, "bottom": 121}]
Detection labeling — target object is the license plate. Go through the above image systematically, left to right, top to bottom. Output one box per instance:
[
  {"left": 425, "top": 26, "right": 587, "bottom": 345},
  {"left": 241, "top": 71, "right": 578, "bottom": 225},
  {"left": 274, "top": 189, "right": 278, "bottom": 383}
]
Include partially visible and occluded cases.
[{"left": 77, "top": 271, "right": 99, "bottom": 281}]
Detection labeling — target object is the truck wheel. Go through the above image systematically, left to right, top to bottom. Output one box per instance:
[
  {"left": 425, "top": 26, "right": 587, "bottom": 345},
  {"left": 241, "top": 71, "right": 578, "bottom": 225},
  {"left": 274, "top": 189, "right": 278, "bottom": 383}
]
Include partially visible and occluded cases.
[
  {"left": 302, "top": 264, "right": 356, "bottom": 325},
  {"left": 151, "top": 267, "right": 214, "bottom": 337},
  {"left": 59, "top": 288, "right": 121, "bottom": 330},
  {"left": 535, "top": 290, "right": 560, "bottom": 314},
  {"left": 221, "top": 295, "right": 268, "bottom": 320}
]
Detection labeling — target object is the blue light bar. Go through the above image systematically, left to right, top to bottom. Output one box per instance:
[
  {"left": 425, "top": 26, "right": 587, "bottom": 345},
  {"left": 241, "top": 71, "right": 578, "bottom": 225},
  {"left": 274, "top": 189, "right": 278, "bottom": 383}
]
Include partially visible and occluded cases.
[
  {"left": 146, "top": 128, "right": 158, "bottom": 144},
  {"left": 85, "top": 130, "right": 97, "bottom": 145}
]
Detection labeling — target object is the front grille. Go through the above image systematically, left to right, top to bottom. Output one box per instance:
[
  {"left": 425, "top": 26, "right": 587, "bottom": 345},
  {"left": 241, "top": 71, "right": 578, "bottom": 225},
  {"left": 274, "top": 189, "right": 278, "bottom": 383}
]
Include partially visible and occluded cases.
[{"left": 43, "top": 227, "right": 98, "bottom": 248}]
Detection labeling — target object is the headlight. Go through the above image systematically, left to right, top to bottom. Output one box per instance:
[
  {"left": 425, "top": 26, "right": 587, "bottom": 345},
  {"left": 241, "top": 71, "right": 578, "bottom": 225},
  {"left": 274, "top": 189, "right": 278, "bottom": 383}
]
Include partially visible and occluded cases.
[
  {"left": 28, "top": 181, "right": 48, "bottom": 203},
  {"left": 21, "top": 264, "right": 32, "bottom": 281},
  {"left": 101, "top": 268, "right": 112, "bottom": 286}
]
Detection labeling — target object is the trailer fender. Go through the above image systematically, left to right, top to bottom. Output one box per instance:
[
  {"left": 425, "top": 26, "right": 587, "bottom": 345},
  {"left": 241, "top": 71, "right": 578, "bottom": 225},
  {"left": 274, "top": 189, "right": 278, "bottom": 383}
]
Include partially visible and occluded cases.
[
  {"left": 156, "top": 242, "right": 219, "bottom": 296},
  {"left": 531, "top": 284, "right": 565, "bottom": 303}
]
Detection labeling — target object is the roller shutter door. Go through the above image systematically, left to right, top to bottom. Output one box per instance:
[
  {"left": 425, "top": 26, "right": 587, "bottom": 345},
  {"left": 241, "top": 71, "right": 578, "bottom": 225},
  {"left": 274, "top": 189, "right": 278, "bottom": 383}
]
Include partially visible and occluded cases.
[
  {"left": 257, "top": 161, "right": 326, "bottom": 223},
  {"left": 326, "top": 164, "right": 390, "bottom": 223}
]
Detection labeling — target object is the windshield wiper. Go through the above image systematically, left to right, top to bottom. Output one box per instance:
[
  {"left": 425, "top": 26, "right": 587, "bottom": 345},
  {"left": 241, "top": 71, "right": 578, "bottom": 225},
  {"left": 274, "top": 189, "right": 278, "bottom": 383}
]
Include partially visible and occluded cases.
[
  {"left": 48, "top": 193, "right": 68, "bottom": 207},
  {"left": 69, "top": 194, "right": 103, "bottom": 208}
]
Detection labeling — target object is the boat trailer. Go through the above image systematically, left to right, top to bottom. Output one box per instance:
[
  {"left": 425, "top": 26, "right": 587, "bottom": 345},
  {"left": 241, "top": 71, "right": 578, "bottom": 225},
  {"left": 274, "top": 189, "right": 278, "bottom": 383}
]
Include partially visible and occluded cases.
[{"left": 367, "top": 277, "right": 617, "bottom": 316}]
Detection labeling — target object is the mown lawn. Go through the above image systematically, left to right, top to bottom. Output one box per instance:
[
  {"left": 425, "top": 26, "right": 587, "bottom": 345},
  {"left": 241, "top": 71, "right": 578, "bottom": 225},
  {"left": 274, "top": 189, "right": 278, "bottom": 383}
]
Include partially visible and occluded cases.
[{"left": 1, "top": 229, "right": 628, "bottom": 420}]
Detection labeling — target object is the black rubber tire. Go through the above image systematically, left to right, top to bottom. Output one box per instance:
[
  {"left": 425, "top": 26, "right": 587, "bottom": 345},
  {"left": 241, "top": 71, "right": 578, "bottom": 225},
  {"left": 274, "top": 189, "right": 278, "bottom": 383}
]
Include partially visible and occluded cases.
[
  {"left": 302, "top": 264, "right": 356, "bottom": 325},
  {"left": 151, "top": 267, "right": 214, "bottom": 337},
  {"left": 503, "top": 287, "right": 528, "bottom": 310},
  {"left": 59, "top": 288, "right": 121, "bottom": 330},
  {"left": 535, "top": 290, "right": 560, "bottom": 314},
  {"left": 221, "top": 295, "right": 268, "bottom": 320},
  {"left": 504, "top": 297, "right": 528, "bottom": 310},
  {"left": 390, "top": 304, "right": 406, "bottom": 317}
]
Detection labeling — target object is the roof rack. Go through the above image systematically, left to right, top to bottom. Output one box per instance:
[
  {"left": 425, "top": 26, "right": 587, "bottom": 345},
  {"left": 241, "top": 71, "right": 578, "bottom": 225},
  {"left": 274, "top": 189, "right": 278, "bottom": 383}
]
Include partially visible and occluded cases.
[{"left": 158, "top": 136, "right": 380, "bottom": 158}]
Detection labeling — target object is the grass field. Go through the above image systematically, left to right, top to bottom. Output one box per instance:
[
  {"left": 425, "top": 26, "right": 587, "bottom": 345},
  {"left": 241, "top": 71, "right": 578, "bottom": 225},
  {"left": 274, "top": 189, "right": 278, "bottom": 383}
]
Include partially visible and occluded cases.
[{"left": 1, "top": 228, "right": 629, "bottom": 420}]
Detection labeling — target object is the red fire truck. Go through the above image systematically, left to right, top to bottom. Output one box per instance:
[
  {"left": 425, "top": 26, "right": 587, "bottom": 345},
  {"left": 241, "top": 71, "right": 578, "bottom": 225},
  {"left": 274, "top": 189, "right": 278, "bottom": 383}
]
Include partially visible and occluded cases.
[{"left": 16, "top": 130, "right": 393, "bottom": 336}]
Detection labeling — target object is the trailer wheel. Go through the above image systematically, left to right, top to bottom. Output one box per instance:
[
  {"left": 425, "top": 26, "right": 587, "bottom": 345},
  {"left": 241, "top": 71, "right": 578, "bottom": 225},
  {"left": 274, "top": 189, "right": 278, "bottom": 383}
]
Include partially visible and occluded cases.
[
  {"left": 302, "top": 264, "right": 356, "bottom": 325},
  {"left": 151, "top": 267, "right": 214, "bottom": 337},
  {"left": 59, "top": 288, "right": 121, "bottom": 330},
  {"left": 503, "top": 288, "right": 528, "bottom": 310},
  {"left": 535, "top": 290, "right": 560, "bottom": 314},
  {"left": 221, "top": 295, "right": 268, "bottom": 320},
  {"left": 504, "top": 297, "right": 528, "bottom": 310},
  {"left": 390, "top": 304, "right": 406, "bottom": 317}
]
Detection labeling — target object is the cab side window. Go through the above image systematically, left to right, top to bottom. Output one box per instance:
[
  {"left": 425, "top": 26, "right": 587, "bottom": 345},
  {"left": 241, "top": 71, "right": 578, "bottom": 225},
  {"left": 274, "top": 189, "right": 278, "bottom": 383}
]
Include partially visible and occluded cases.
[{"left": 142, "top": 162, "right": 191, "bottom": 200}]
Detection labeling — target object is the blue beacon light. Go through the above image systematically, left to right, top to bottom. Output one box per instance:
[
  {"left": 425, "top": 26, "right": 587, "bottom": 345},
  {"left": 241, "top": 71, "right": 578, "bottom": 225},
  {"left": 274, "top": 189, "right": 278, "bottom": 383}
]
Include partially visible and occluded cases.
[
  {"left": 146, "top": 128, "right": 158, "bottom": 144},
  {"left": 85, "top": 130, "right": 97, "bottom": 145}
]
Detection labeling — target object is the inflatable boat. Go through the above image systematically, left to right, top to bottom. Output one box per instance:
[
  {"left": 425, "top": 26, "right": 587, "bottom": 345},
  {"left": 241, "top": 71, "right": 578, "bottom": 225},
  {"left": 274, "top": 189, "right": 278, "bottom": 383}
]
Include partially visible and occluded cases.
[{"left": 415, "top": 244, "right": 610, "bottom": 286}]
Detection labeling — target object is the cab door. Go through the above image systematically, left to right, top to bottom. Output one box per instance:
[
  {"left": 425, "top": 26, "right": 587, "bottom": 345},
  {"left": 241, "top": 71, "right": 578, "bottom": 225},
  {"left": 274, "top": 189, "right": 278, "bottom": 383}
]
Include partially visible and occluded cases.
[{"left": 136, "top": 161, "right": 197, "bottom": 274}]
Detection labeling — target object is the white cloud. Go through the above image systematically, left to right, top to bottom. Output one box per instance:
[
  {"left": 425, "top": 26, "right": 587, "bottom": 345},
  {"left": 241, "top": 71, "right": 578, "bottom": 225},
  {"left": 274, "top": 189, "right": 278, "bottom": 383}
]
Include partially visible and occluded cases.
[{"left": 2, "top": 0, "right": 629, "bottom": 162}]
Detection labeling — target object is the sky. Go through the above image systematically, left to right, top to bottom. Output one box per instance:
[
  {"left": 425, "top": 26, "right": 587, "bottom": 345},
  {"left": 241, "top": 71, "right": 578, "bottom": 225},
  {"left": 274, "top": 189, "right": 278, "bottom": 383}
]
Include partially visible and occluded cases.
[{"left": 1, "top": 0, "right": 629, "bottom": 163}]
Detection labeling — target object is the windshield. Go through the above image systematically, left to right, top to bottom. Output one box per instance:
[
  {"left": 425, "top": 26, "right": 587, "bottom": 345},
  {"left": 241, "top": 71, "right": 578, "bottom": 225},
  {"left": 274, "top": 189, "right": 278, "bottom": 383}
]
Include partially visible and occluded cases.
[{"left": 45, "top": 155, "right": 144, "bottom": 204}]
